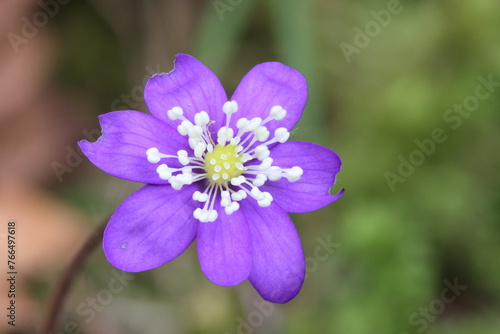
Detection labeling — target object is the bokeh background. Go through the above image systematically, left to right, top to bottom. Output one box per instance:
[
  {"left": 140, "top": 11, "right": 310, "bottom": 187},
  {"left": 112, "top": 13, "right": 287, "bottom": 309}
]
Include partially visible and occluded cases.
[{"left": 1, "top": 0, "right": 499, "bottom": 333}]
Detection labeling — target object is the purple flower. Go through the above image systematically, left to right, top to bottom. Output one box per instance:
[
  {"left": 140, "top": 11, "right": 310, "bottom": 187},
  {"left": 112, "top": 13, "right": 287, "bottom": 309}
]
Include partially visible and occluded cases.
[{"left": 79, "top": 54, "right": 343, "bottom": 303}]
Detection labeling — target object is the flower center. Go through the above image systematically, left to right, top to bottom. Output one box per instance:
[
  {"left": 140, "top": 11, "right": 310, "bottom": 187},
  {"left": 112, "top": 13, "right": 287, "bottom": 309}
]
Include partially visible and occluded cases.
[
  {"left": 145, "top": 101, "right": 303, "bottom": 223},
  {"left": 204, "top": 144, "right": 245, "bottom": 184}
]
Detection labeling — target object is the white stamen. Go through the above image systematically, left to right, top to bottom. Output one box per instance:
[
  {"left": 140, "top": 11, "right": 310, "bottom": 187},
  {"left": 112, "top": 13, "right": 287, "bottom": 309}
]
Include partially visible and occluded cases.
[
  {"left": 223, "top": 100, "right": 238, "bottom": 115},
  {"left": 151, "top": 102, "right": 299, "bottom": 223},
  {"left": 269, "top": 105, "right": 287, "bottom": 120},
  {"left": 167, "top": 106, "right": 184, "bottom": 120},
  {"left": 194, "top": 111, "right": 210, "bottom": 126},
  {"left": 245, "top": 117, "right": 262, "bottom": 132},
  {"left": 236, "top": 118, "right": 249, "bottom": 130},
  {"left": 177, "top": 120, "right": 194, "bottom": 136},
  {"left": 188, "top": 125, "right": 203, "bottom": 138},
  {"left": 254, "top": 126, "right": 270, "bottom": 142},
  {"left": 274, "top": 127, "right": 290, "bottom": 143},
  {"left": 189, "top": 137, "right": 200, "bottom": 150},
  {"left": 253, "top": 145, "right": 270, "bottom": 160},
  {"left": 146, "top": 147, "right": 161, "bottom": 163},
  {"left": 177, "top": 150, "right": 189, "bottom": 165},
  {"left": 259, "top": 157, "right": 273, "bottom": 171},
  {"left": 156, "top": 164, "right": 172, "bottom": 180},
  {"left": 266, "top": 166, "right": 283, "bottom": 181},
  {"left": 285, "top": 166, "right": 303, "bottom": 182},
  {"left": 252, "top": 174, "right": 267, "bottom": 187},
  {"left": 258, "top": 192, "right": 273, "bottom": 207}
]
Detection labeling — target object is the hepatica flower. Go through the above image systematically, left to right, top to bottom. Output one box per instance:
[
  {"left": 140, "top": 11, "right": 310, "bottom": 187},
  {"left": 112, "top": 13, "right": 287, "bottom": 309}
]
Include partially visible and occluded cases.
[{"left": 79, "top": 54, "right": 343, "bottom": 303}]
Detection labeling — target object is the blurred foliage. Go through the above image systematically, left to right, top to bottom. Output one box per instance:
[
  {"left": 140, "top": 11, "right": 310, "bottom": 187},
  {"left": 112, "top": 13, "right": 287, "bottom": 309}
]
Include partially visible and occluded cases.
[{"left": 41, "top": 0, "right": 500, "bottom": 333}]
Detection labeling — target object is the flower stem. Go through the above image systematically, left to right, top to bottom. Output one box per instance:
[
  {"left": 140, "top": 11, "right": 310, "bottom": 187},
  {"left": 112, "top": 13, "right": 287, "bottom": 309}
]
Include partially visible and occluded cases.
[{"left": 40, "top": 216, "right": 109, "bottom": 334}]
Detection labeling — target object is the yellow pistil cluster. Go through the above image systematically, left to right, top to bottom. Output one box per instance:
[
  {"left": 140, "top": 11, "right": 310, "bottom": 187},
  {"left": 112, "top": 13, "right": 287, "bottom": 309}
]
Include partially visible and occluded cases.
[{"left": 204, "top": 144, "right": 245, "bottom": 184}]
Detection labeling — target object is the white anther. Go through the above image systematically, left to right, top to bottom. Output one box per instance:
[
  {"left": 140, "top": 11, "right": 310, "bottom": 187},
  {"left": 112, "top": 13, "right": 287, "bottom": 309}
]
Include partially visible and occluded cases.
[
  {"left": 223, "top": 100, "right": 238, "bottom": 115},
  {"left": 270, "top": 105, "right": 287, "bottom": 120},
  {"left": 167, "top": 106, "right": 184, "bottom": 120},
  {"left": 194, "top": 111, "right": 210, "bottom": 126},
  {"left": 245, "top": 117, "right": 262, "bottom": 132},
  {"left": 236, "top": 118, "right": 249, "bottom": 130},
  {"left": 177, "top": 120, "right": 194, "bottom": 136},
  {"left": 188, "top": 125, "right": 203, "bottom": 138},
  {"left": 217, "top": 126, "right": 234, "bottom": 144},
  {"left": 254, "top": 126, "right": 270, "bottom": 142},
  {"left": 274, "top": 127, "right": 290, "bottom": 143},
  {"left": 189, "top": 137, "right": 200, "bottom": 150},
  {"left": 194, "top": 142, "right": 206, "bottom": 158},
  {"left": 206, "top": 144, "right": 214, "bottom": 153},
  {"left": 236, "top": 145, "right": 244, "bottom": 152},
  {"left": 254, "top": 145, "right": 270, "bottom": 160},
  {"left": 146, "top": 147, "right": 161, "bottom": 163},
  {"left": 177, "top": 150, "right": 189, "bottom": 165},
  {"left": 241, "top": 153, "right": 253, "bottom": 162},
  {"left": 221, "top": 154, "right": 227, "bottom": 160},
  {"left": 259, "top": 157, "right": 273, "bottom": 171},
  {"left": 210, "top": 159, "right": 217, "bottom": 165},
  {"left": 223, "top": 161, "right": 230, "bottom": 170},
  {"left": 235, "top": 162, "right": 244, "bottom": 170},
  {"left": 156, "top": 164, "right": 172, "bottom": 180},
  {"left": 214, "top": 165, "right": 222, "bottom": 173},
  {"left": 267, "top": 166, "right": 283, "bottom": 181},
  {"left": 286, "top": 166, "right": 303, "bottom": 182},
  {"left": 176, "top": 173, "right": 193, "bottom": 185},
  {"left": 222, "top": 173, "right": 229, "bottom": 180},
  {"left": 212, "top": 174, "right": 220, "bottom": 181},
  {"left": 252, "top": 174, "right": 267, "bottom": 187},
  {"left": 230, "top": 175, "right": 246, "bottom": 186},
  {"left": 169, "top": 178, "right": 183, "bottom": 190},
  {"left": 251, "top": 187, "right": 265, "bottom": 201},
  {"left": 239, "top": 189, "right": 248, "bottom": 199},
  {"left": 193, "top": 191, "right": 208, "bottom": 202},
  {"left": 221, "top": 191, "right": 231, "bottom": 207},
  {"left": 231, "top": 192, "right": 242, "bottom": 201},
  {"left": 258, "top": 192, "right": 273, "bottom": 207},
  {"left": 225, "top": 201, "right": 240, "bottom": 215},
  {"left": 193, "top": 208, "right": 202, "bottom": 219},
  {"left": 198, "top": 210, "right": 209, "bottom": 223},
  {"left": 208, "top": 210, "right": 218, "bottom": 222}
]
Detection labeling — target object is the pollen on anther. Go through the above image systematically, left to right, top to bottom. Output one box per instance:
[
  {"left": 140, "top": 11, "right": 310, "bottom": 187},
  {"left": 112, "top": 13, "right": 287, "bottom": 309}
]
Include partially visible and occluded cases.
[
  {"left": 221, "top": 154, "right": 227, "bottom": 160},
  {"left": 210, "top": 159, "right": 217, "bottom": 165},
  {"left": 223, "top": 162, "right": 230, "bottom": 170},
  {"left": 235, "top": 162, "right": 244, "bottom": 170},
  {"left": 214, "top": 165, "right": 222, "bottom": 172},
  {"left": 222, "top": 173, "right": 229, "bottom": 180},
  {"left": 212, "top": 174, "right": 220, "bottom": 181}
]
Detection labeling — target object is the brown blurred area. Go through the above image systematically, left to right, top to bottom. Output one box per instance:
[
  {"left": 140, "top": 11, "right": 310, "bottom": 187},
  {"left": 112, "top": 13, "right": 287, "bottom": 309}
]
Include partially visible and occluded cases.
[
  {"left": 0, "top": 1, "right": 206, "bottom": 332},
  {"left": 1, "top": 1, "right": 90, "bottom": 332}
]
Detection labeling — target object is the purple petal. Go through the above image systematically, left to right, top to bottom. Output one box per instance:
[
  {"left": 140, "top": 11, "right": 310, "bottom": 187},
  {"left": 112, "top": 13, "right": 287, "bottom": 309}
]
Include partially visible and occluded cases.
[
  {"left": 144, "top": 54, "right": 228, "bottom": 130},
  {"left": 229, "top": 62, "right": 307, "bottom": 134},
  {"left": 79, "top": 110, "right": 188, "bottom": 184},
  {"left": 261, "top": 141, "right": 344, "bottom": 213},
  {"left": 103, "top": 184, "right": 200, "bottom": 272},
  {"left": 241, "top": 200, "right": 305, "bottom": 303},
  {"left": 197, "top": 202, "right": 252, "bottom": 286}
]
